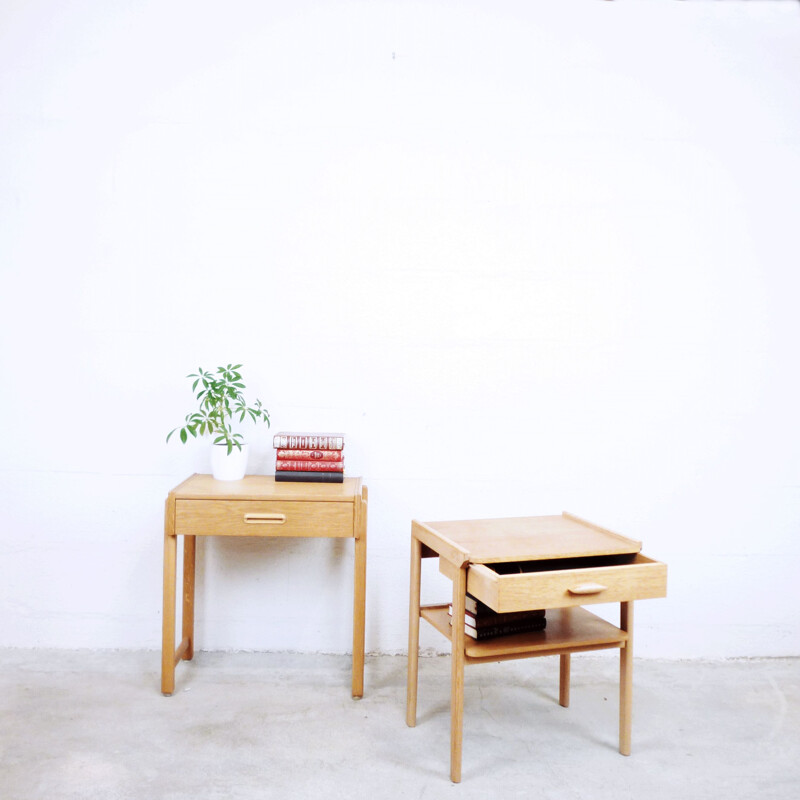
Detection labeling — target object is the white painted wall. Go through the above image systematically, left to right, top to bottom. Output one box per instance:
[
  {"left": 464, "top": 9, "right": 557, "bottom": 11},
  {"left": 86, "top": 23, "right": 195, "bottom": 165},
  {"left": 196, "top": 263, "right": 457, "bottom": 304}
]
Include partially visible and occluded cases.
[{"left": 2, "top": 0, "right": 799, "bottom": 659}]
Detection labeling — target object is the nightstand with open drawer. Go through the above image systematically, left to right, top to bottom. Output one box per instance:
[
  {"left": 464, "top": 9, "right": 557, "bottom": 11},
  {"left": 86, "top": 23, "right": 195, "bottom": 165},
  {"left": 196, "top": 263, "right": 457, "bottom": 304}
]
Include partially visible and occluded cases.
[{"left": 406, "top": 512, "right": 667, "bottom": 783}]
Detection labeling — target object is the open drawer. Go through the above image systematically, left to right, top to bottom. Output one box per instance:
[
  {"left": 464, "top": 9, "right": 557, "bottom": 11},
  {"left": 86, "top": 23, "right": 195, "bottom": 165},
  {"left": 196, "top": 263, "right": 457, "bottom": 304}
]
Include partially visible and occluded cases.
[{"left": 441, "top": 553, "right": 667, "bottom": 612}]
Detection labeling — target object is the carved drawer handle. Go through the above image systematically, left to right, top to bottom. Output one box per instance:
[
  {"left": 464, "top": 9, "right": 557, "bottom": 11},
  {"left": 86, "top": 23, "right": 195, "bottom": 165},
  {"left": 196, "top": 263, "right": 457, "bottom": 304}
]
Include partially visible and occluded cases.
[
  {"left": 244, "top": 513, "right": 287, "bottom": 524},
  {"left": 568, "top": 582, "right": 607, "bottom": 595}
]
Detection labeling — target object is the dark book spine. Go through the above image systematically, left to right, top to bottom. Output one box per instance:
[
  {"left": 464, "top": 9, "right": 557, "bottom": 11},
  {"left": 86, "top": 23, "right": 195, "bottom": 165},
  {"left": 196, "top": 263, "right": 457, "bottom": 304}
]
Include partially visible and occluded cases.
[
  {"left": 274, "top": 470, "right": 345, "bottom": 483},
  {"left": 452, "top": 604, "right": 546, "bottom": 627},
  {"left": 471, "top": 611, "right": 545, "bottom": 628},
  {"left": 468, "top": 618, "right": 547, "bottom": 640}
]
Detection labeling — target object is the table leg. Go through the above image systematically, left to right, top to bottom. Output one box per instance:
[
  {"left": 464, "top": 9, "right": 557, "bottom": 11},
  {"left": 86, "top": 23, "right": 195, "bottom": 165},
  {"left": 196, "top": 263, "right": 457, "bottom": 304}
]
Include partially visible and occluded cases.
[
  {"left": 351, "top": 487, "right": 368, "bottom": 698},
  {"left": 352, "top": 530, "right": 367, "bottom": 698},
  {"left": 161, "top": 532, "right": 177, "bottom": 696},
  {"left": 182, "top": 535, "right": 196, "bottom": 661},
  {"left": 406, "top": 535, "right": 422, "bottom": 727},
  {"left": 450, "top": 565, "right": 468, "bottom": 784},
  {"left": 619, "top": 601, "right": 633, "bottom": 755},
  {"left": 559, "top": 653, "right": 571, "bottom": 708}
]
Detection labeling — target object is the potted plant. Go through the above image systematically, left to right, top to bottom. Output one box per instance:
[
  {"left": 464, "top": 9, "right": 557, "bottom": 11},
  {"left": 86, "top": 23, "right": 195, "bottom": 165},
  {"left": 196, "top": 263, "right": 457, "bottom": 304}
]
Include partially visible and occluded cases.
[{"left": 167, "top": 364, "right": 270, "bottom": 480}]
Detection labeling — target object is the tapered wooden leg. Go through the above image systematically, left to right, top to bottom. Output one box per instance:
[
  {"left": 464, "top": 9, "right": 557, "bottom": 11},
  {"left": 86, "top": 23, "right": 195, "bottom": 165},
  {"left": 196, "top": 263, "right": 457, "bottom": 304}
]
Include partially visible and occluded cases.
[
  {"left": 351, "top": 486, "right": 368, "bottom": 698},
  {"left": 352, "top": 528, "right": 367, "bottom": 698},
  {"left": 161, "top": 532, "right": 177, "bottom": 696},
  {"left": 182, "top": 535, "right": 196, "bottom": 661},
  {"left": 406, "top": 535, "right": 422, "bottom": 727},
  {"left": 450, "top": 565, "right": 468, "bottom": 783},
  {"left": 619, "top": 601, "right": 633, "bottom": 755},
  {"left": 559, "top": 654, "right": 571, "bottom": 708}
]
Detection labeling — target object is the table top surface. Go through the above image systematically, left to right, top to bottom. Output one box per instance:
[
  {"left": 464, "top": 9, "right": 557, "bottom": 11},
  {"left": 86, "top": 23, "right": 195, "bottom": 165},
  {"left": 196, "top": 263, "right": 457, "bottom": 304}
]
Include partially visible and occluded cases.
[
  {"left": 169, "top": 473, "right": 362, "bottom": 502},
  {"left": 415, "top": 513, "right": 641, "bottom": 564}
]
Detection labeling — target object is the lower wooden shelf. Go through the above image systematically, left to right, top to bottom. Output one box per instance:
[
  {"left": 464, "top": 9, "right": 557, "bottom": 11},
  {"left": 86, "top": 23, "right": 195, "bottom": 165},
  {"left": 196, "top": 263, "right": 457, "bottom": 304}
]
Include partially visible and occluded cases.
[{"left": 420, "top": 604, "right": 628, "bottom": 663}]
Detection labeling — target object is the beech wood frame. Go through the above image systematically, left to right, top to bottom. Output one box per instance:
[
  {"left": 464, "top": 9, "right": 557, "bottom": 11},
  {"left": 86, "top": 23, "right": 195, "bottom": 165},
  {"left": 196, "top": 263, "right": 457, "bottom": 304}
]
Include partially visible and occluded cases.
[
  {"left": 162, "top": 473, "right": 368, "bottom": 698},
  {"left": 406, "top": 513, "right": 665, "bottom": 783}
]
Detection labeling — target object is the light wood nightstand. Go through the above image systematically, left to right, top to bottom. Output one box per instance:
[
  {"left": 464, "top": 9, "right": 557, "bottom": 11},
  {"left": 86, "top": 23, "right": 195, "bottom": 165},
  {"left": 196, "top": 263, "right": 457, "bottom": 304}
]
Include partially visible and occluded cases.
[
  {"left": 161, "top": 474, "right": 368, "bottom": 697},
  {"left": 406, "top": 512, "right": 666, "bottom": 782}
]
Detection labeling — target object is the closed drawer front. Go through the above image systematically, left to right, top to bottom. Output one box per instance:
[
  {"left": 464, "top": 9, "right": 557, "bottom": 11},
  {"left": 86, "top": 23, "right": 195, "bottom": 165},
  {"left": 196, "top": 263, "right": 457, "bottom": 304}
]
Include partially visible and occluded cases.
[
  {"left": 175, "top": 499, "right": 354, "bottom": 538},
  {"left": 462, "top": 554, "right": 667, "bottom": 613}
]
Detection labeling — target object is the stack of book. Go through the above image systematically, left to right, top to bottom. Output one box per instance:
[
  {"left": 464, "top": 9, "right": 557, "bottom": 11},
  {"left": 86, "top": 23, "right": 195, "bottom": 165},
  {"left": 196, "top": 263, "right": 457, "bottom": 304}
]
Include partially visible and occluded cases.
[
  {"left": 273, "top": 432, "right": 345, "bottom": 483},
  {"left": 449, "top": 594, "right": 547, "bottom": 640}
]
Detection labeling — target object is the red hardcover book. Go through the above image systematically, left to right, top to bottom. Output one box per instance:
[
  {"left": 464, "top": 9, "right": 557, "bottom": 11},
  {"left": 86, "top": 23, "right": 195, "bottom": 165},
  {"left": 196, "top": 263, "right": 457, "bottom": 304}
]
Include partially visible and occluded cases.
[
  {"left": 276, "top": 449, "right": 344, "bottom": 462},
  {"left": 275, "top": 459, "right": 344, "bottom": 472}
]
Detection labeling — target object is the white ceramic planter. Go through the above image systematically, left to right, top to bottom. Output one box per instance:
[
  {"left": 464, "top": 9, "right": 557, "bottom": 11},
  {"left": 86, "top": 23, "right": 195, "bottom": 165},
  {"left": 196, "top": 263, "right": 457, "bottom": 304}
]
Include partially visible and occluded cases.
[{"left": 210, "top": 443, "right": 249, "bottom": 481}]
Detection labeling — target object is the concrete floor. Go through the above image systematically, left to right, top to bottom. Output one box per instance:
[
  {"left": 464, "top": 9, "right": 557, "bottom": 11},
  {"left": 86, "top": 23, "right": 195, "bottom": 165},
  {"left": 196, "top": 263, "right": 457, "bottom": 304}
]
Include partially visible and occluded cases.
[{"left": 1, "top": 650, "right": 797, "bottom": 800}]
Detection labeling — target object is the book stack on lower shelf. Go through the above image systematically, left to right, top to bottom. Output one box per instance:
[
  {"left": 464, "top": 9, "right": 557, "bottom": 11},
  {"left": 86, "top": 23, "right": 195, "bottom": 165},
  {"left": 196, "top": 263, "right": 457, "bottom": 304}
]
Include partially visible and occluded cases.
[
  {"left": 273, "top": 432, "right": 345, "bottom": 483},
  {"left": 449, "top": 594, "right": 547, "bottom": 640}
]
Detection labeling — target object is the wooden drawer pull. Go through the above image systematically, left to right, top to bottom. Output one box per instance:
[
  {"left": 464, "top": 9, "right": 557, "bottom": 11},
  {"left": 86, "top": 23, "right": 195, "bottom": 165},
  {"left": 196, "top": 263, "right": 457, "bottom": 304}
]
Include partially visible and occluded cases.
[
  {"left": 243, "top": 513, "right": 287, "bottom": 525},
  {"left": 568, "top": 582, "right": 607, "bottom": 595}
]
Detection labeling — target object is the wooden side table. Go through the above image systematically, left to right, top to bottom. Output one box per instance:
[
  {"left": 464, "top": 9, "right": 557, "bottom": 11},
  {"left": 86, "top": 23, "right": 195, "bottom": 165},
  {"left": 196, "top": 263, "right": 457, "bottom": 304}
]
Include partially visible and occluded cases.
[
  {"left": 161, "top": 474, "right": 368, "bottom": 697},
  {"left": 406, "top": 512, "right": 667, "bottom": 782}
]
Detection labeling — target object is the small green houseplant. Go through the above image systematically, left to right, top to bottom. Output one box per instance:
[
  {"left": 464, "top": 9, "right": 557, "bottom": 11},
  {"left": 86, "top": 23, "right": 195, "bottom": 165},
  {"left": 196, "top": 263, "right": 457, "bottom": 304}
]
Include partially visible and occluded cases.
[{"left": 168, "top": 364, "right": 270, "bottom": 479}]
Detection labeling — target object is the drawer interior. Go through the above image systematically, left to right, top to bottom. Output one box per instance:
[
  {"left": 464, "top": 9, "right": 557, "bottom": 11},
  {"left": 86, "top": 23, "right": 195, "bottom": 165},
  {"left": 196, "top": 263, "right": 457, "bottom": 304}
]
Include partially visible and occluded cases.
[{"left": 484, "top": 552, "right": 640, "bottom": 575}]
